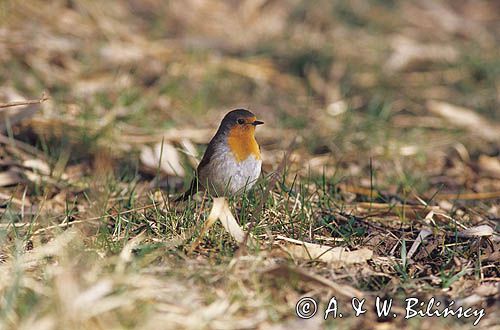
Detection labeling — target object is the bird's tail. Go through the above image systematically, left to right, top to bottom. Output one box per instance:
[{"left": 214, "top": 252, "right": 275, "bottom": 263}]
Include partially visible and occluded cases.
[{"left": 174, "top": 178, "right": 199, "bottom": 202}]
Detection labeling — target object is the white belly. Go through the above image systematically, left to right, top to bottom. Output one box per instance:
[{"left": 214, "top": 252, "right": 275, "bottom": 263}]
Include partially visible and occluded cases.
[{"left": 199, "top": 145, "right": 261, "bottom": 196}]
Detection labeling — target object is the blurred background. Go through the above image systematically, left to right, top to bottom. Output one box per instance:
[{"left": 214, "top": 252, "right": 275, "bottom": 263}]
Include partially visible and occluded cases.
[{"left": 1, "top": 1, "right": 499, "bottom": 329}]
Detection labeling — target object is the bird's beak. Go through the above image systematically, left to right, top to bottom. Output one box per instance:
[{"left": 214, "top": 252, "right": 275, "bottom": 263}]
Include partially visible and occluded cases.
[{"left": 252, "top": 120, "right": 264, "bottom": 126}]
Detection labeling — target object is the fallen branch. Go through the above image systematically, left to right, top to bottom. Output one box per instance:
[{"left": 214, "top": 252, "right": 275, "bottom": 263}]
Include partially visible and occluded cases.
[
  {"left": 0, "top": 94, "right": 48, "bottom": 109},
  {"left": 0, "top": 94, "right": 49, "bottom": 109}
]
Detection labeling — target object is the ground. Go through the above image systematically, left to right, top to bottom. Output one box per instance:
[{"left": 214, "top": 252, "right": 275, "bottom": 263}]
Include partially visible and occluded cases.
[{"left": 0, "top": 1, "right": 499, "bottom": 329}]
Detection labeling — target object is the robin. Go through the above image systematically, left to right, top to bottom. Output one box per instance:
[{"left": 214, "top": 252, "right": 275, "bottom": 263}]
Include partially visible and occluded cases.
[{"left": 176, "top": 109, "right": 264, "bottom": 200}]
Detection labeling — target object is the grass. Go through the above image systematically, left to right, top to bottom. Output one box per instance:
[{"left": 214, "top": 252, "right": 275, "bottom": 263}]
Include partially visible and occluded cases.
[
  {"left": 1, "top": 0, "right": 499, "bottom": 329},
  {"left": 0, "top": 172, "right": 497, "bottom": 328}
]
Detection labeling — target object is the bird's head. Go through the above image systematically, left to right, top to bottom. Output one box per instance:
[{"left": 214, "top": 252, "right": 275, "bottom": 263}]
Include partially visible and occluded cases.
[
  {"left": 216, "top": 109, "right": 263, "bottom": 161},
  {"left": 218, "top": 109, "right": 264, "bottom": 136}
]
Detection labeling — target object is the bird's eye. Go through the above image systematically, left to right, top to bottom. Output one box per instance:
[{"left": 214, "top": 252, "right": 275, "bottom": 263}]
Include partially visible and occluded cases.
[{"left": 237, "top": 118, "right": 245, "bottom": 125}]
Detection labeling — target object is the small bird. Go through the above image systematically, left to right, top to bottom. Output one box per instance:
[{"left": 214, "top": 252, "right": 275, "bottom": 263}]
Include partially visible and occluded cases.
[{"left": 177, "top": 109, "right": 264, "bottom": 200}]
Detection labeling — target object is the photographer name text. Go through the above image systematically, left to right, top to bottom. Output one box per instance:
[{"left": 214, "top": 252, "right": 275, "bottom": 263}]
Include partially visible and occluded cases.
[{"left": 295, "top": 296, "right": 485, "bottom": 326}]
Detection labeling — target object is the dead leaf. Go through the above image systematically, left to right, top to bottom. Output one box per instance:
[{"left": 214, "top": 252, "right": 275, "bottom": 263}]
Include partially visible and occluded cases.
[
  {"left": 385, "top": 36, "right": 459, "bottom": 72},
  {"left": 427, "top": 100, "right": 500, "bottom": 142},
  {"left": 179, "top": 138, "right": 199, "bottom": 168},
  {"left": 140, "top": 142, "right": 185, "bottom": 177},
  {"left": 139, "top": 146, "right": 155, "bottom": 168},
  {"left": 478, "top": 155, "right": 500, "bottom": 179},
  {"left": 22, "top": 159, "right": 51, "bottom": 183},
  {"left": 23, "top": 159, "right": 50, "bottom": 175},
  {"left": 0, "top": 170, "right": 23, "bottom": 187},
  {"left": 0, "top": 191, "right": 31, "bottom": 206},
  {"left": 189, "top": 197, "right": 252, "bottom": 253},
  {"left": 216, "top": 198, "right": 247, "bottom": 244},
  {"left": 457, "top": 225, "right": 494, "bottom": 238},
  {"left": 407, "top": 229, "right": 433, "bottom": 260},
  {"left": 116, "top": 231, "right": 146, "bottom": 273},
  {"left": 277, "top": 235, "right": 373, "bottom": 264}
]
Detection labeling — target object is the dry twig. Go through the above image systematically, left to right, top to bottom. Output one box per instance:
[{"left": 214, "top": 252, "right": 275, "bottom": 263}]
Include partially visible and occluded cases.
[{"left": 0, "top": 94, "right": 48, "bottom": 109}]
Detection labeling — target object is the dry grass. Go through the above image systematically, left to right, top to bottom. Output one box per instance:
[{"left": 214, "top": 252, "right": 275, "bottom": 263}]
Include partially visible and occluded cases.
[{"left": 1, "top": 0, "right": 499, "bottom": 329}]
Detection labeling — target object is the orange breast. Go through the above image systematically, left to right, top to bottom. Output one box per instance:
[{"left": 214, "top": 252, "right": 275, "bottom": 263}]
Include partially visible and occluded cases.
[{"left": 227, "top": 125, "right": 261, "bottom": 162}]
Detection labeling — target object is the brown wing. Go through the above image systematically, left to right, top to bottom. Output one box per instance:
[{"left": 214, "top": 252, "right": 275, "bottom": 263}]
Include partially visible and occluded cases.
[{"left": 174, "top": 139, "right": 216, "bottom": 201}]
